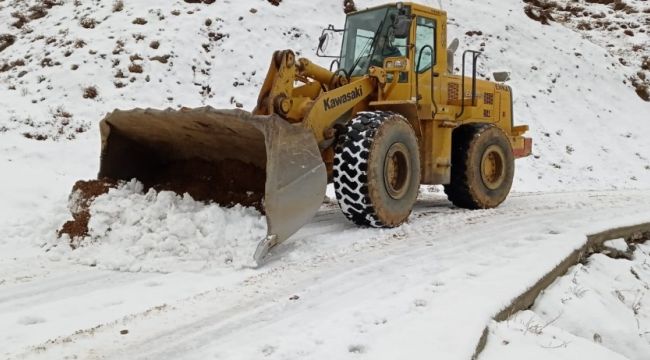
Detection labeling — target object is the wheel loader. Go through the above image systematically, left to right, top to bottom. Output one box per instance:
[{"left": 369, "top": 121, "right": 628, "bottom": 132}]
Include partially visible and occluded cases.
[{"left": 97, "top": 2, "right": 532, "bottom": 265}]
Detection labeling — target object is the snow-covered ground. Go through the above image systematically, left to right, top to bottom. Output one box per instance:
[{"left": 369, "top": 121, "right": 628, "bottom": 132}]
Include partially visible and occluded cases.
[
  {"left": 1, "top": 0, "right": 650, "bottom": 358},
  {"left": 2, "top": 190, "right": 650, "bottom": 360}
]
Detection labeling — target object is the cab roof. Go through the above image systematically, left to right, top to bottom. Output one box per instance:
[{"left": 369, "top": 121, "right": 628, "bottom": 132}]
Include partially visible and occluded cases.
[{"left": 352, "top": 2, "right": 447, "bottom": 17}]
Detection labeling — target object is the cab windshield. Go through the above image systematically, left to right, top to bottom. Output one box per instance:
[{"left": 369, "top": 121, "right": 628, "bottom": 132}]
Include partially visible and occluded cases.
[{"left": 340, "top": 6, "right": 409, "bottom": 77}]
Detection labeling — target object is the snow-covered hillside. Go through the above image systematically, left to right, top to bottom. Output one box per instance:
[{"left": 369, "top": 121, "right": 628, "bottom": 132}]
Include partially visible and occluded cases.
[
  {"left": 1, "top": 0, "right": 650, "bottom": 359},
  {"left": 522, "top": 0, "right": 650, "bottom": 101}
]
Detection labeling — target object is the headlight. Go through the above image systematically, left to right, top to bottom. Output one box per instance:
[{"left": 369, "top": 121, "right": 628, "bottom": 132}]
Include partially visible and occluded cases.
[{"left": 385, "top": 61, "right": 394, "bottom": 69}]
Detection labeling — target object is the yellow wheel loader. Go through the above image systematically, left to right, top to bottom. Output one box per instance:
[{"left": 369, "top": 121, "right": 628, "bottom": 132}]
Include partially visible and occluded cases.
[{"left": 97, "top": 2, "right": 532, "bottom": 265}]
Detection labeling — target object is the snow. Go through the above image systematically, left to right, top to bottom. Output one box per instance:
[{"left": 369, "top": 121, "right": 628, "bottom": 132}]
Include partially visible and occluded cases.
[
  {"left": 1, "top": 0, "right": 650, "bottom": 359},
  {"left": 523, "top": 0, "right": 650, "bottom": 100},
  {"left": 49, "top": 180, "right": 267, "bottom": 272},
  {"left": 2, "top": 191, "right": 650, "bottom": 360},
  {"left": 604, "top": 238, "right": 629, "bottom": 253},
  {"left": 481, "top": 243, "right": 650, "bottom": 360},
  {"left": 480, "top": 310, "right": 629, "bottom": 360}
]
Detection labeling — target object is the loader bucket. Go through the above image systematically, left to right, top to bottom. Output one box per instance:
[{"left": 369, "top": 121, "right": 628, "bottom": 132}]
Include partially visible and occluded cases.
[{"left": 98, "top": 107, "right": 327, "bottom": 266}]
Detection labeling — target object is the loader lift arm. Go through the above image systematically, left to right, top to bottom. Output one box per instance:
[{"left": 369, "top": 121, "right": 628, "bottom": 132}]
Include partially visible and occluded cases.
[{"left": 254, "top": 49, "right": 378, "bottom": 146}]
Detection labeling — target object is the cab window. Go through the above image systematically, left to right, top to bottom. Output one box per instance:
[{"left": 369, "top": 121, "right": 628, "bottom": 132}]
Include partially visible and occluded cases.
[{"left": 415, "top": 17, "right": 436, "bottom": 73}]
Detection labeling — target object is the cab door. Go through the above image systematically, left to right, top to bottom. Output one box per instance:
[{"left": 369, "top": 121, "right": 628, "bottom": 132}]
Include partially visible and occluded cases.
[{"left": 413, "top": 16, "right": 437, "bottom": 119}]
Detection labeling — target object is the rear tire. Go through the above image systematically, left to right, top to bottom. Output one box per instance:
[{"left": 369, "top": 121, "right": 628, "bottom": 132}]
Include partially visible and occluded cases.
[
  {"left": 333, "top": 111, "right": 421, "bottom": 227},
  {"left": 444, "top": 123, "right": 514, "bottom": 209}
]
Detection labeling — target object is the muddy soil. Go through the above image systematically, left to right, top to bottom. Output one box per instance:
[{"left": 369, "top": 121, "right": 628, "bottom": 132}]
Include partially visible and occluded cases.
[{"left": 58, "top": 178, "right": 117, "bottom": 247}]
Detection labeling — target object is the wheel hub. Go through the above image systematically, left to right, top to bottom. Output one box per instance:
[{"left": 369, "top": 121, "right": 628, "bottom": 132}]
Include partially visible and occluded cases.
[
  {"left": 383, "top": 142, "right": 411, "bottom": 199},
  {"left": 480, "top": 145, "right": 506, "bottom": 190}
]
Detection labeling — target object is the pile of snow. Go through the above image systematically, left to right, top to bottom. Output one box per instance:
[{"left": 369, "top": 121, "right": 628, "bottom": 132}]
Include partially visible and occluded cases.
[
  {"left": 51, "top": 180, "right": 267, "bottom": 272},
  {"left": 603, "top": 238, "right": 629, "bottom": 253},
  {"left": 481, "top": 242, "right": 650, "bottom": 360}
]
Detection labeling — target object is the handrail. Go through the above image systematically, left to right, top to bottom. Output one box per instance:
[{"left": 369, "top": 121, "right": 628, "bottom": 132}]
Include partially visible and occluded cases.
[
  {"left": 415, "top": 44, "right": 438, "bottom": 116},
  {"left": 455, "top": 50, "right": 482, "bottom": 119},
  {"left": 329, "top": 59, "right": 341, "bottom": 72}
]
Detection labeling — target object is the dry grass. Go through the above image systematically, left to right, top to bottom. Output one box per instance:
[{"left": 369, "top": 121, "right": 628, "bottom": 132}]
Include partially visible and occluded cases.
[
  {"left": 42, "top": 0, "right": 63, "bottom": 8},
  {"left": 112, "top": 0, "right": 124, "bottom": 12},
  {"left": 343, "top": 0, "right": 356, "bottom": 13},
  {"left": 28, "top": 5, "right": 47, "bottom": 20},
  {"left": 11, "top": 12, "right": 30, "bottom": 28},
  {"left": 80, "top": 17, "right": 96, "bottom": 29},
  {"left": 132, "top": 17, "right": 147, "bottom": 25},
  {"left": 0, "top": 34, "right": 16, "bottom": 53},
  {"left": 150, "top": 55, "right": 171, "bottom": 64},
  {"left": 40, "top": 57, "right": 59, "bottom": 67},
  {"left": 0, "top": 59, "right": 25, "bottom": 73},
  {"left": 128, "top": 63, "right": 143, "bottom": 73},
  {"left": 83, "top": 86, "right": 98, "bottom": 99},
  {"left": 23, "top": 133, "right": 48, "bottom": 141}
]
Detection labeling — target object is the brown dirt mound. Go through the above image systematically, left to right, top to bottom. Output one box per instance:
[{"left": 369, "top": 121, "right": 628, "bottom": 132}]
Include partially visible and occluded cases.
[{"left": 58, "top": 178, "right": 117, "bottom": 247}]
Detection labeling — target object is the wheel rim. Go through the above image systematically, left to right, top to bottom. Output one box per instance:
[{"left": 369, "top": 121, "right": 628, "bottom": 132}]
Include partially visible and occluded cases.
[
  {"left": 383, "top": 142, "right": 411, "bottom": 199},
  {"left": 480, "top": 145, "right": 506, "bottom": 190}
]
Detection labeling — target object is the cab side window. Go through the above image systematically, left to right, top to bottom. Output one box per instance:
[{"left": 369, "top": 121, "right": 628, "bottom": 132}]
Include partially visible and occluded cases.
[{"left": 415, "top": 17, "right": 436, "bottom": 73}]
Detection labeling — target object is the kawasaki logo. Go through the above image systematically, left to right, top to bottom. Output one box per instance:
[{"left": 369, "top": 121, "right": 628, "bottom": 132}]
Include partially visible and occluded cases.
[{"left": 323, "top": 87, "right": 363, "bottom": 111}]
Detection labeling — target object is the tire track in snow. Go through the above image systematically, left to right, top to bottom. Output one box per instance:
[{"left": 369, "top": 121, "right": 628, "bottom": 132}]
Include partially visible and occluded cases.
[{"left": 0, "top": 271, "right": 152, "bottom": 313}]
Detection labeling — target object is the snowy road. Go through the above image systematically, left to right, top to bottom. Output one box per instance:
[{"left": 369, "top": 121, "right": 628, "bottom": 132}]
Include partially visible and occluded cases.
[{"left": 2, "top": 190, "right": 650, "bottom": 360}]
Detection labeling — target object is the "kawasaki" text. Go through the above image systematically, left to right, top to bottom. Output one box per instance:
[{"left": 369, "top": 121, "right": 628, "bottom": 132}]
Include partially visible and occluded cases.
[{"left": 323, "top": 87, "right": 363, "bottom": 111}]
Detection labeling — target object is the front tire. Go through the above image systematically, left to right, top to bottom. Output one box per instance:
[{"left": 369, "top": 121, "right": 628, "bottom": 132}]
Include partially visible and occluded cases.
[
  {"left": 333, "top": 111, "right": 421, "bottom": 227},
  {"left": 444, "top": 123, "right": 515, "bottom": 209}
]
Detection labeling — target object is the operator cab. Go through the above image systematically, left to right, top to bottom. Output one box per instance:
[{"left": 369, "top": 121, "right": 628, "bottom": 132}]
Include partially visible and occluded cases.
[
  {"left": 317, "top": 2, "right": 449, "bottom": 107},
  {"left": 340, "top": 4, "right": 410, "bottom": 76}
]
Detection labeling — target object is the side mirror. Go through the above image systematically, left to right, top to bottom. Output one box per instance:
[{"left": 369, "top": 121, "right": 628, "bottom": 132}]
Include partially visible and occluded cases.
[
  {"left": 393, "top": 14, "right": 411, "bottom": 39},
  {"left": 316, "top": 25, "right": 345, "bottom": 58},
  {"left": 318, "top": 33, "right": 329, "bottom": 52},
  {"left": 493, "top": 71, "right": 511, "bottom": 82}
]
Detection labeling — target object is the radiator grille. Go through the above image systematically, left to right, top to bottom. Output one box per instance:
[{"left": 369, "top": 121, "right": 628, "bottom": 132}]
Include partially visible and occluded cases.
[
  {"left": 448, "top": 83, "right": 459, "bottom": 102},
  {"left": 484, "top": 92, "right": 494, "bottom": 105}
]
